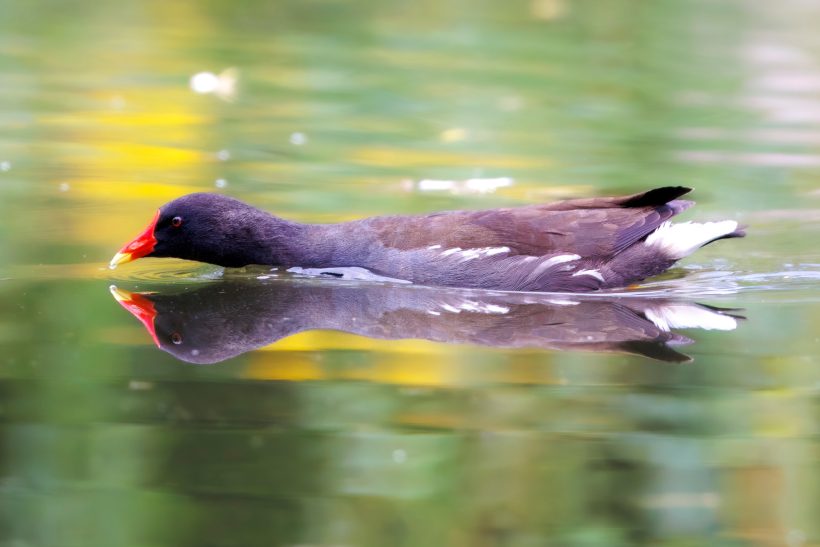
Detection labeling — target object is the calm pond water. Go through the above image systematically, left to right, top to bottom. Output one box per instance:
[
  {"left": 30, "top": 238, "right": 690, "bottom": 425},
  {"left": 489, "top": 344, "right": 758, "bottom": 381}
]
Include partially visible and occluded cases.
[{"left": 1, "top": 0, "right": 819, "bottom": 545}]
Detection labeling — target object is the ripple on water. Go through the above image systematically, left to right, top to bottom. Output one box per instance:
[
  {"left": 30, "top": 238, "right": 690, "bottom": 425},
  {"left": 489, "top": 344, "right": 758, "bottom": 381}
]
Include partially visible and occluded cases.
[
  {"left": 1, "top": 260, "right": 226, "bottom": 284},
  {"left": 106, "top": 260, "right": 226, "bottom": 284},
  {"left": 4, "top": 261, "right": 818, "bottom": 303},
  {"left": 612, "top": 268, "right": 820, "bottom": 300}
]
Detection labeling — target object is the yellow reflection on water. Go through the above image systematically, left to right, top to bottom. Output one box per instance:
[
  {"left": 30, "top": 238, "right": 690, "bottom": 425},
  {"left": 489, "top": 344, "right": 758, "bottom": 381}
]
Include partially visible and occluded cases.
[
  {"left": 352, "top": 146, "right": 548, "bottom": 169},
  {"left": 244, "top": 333, "right": 562, "bottom": 387}
]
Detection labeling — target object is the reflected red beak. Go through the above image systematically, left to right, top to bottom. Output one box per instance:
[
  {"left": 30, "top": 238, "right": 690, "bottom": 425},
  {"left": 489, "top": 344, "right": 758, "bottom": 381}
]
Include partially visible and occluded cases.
[
  {"left": 109, "top": 210, "right": 159, "bottom": 269},
  {"left": 109, "top": 285, "right": 161, "bottom": 347}
]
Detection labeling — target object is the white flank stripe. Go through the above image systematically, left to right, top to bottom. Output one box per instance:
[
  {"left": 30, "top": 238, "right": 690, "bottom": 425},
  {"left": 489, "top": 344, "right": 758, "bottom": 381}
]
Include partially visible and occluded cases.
[
  {"left": 645, "top": 220, "right": 739, "bottom": 259},
  {"left": 441, "top": 246, "right": 511, "bottom": 261},
  {"left": 457, "top": 249, "right": 484, "bottom": 261},
  {"left": 541, "top": 253, "right": 581, "bottom": 268},
  {"left": 528, "top": 254, "right": 581, "bottom": 279},
  {"left": 572, "top": 269, "right": 605, "bottom": 282}
]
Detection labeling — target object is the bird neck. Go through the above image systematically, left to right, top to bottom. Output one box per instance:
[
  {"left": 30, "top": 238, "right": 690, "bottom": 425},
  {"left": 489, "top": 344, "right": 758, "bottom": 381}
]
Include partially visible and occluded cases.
[{"left": 260, "top": 217, "right": 366, "bottom": 269}]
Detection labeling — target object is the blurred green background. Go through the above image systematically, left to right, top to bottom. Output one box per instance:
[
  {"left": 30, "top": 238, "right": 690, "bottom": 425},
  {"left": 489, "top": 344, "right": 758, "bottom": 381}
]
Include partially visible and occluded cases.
[{"left": 0, "top": 0, "right": 818, "bottom": 545}]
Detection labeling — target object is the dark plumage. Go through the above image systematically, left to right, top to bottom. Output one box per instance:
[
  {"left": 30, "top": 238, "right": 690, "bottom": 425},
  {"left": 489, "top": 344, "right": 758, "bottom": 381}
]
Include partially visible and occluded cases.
[
  {"left": 110, "top": 186, "right": 745, "bottom": 292},
  {"left": 110, "top": 281, "right": 743, "bottom": 364}
]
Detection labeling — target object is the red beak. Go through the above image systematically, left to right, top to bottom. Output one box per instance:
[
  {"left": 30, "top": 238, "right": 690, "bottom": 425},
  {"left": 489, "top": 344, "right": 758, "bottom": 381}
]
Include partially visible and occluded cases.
[
  {"left": 109, "top": 210, "right": 159, "bottom": 268},
  {"left": 109, "top": 285, "right": 161, "bottom": 347}
]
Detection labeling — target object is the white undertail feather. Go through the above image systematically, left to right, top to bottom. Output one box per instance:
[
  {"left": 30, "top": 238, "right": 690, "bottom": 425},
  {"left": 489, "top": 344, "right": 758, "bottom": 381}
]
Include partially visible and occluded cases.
[
  {"left": 645, "top": 220, "right": 739, "bottom": 259},
  {"left": 646, "top": 220, "right": 737, "bottom": 259},
  {"left": 645, "top": 304, "right": 738, "bottom": 332}
]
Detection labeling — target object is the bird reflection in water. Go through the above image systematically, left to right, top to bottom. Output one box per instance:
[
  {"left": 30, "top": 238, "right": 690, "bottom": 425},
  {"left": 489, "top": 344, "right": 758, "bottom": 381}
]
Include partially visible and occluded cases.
[{"left": 109, "top": 280, "right": 743, "bottom": 364}]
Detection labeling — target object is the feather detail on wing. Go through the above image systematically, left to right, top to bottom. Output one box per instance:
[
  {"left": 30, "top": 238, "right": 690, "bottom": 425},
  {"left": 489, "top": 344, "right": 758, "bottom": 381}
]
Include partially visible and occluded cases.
[
  {"left": 368, "top": 186, "right": 695, "bottom": 260},
  {"left": 425, "top": 248, "right": 606, "bottom": 291}
]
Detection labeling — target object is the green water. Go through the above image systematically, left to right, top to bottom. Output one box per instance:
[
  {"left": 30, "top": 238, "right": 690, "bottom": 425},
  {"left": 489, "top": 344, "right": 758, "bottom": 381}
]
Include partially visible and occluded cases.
[{"left": 1, "top": 0, "right": 819, "bottom": 545}]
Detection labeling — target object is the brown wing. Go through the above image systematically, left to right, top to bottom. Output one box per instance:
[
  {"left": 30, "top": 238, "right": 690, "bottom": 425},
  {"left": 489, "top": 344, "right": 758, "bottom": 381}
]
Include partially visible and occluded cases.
[{"left": 369, "top": 186, "right": 693, "bottom": 257}]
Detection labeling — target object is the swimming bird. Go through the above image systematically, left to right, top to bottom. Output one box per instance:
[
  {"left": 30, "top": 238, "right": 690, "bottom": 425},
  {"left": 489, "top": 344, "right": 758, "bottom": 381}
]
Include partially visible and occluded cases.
[
  {"left": 109, "top": 186, "right": 744, "bottom": 292},
  {"left": 109, "top": 282, "right": 742, "bottom": 364}
]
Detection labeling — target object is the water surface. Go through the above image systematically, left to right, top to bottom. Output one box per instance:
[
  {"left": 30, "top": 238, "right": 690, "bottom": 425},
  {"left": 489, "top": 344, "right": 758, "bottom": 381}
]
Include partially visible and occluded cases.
[{"left": 1, "top": 0, "right": 819, "bottom": 545}]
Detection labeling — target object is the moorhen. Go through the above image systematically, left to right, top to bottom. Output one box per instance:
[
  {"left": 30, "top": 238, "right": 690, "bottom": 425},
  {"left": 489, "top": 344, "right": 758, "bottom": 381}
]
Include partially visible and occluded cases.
[
  {"left": 109, "top": 186, "right": 744, "bottom": 292},
  {"left": 109, "top": 281, "right": 742, "bottom": 364}
]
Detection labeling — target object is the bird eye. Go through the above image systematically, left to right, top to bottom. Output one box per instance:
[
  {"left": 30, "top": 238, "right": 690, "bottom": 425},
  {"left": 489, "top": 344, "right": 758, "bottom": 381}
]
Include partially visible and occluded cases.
[
  {"left": 171, "top": 216, "right": 183, "bottom": 228},
  {"left": 170, "top": 332, "right": 183, "bottom": 344}
]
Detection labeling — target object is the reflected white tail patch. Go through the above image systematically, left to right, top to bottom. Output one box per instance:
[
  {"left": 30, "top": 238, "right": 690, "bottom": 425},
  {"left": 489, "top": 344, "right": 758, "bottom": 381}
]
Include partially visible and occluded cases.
[
  {"left": 645, "top": 220, "right": 739, "bottom": 259},
  {"left": 645, "top": 304, "right": 738, "bottom": 332}
]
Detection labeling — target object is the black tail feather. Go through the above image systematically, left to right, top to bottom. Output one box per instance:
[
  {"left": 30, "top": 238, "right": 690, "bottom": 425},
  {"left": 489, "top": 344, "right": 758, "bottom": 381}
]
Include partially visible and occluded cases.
[
  {"left": 622, "top": 186, "right": 693, "bottom": 208},
  {"left": 700, "top": 225, "right": 747, "bottom": 249},
  {"left": 696, "top": 303, "right": 747, "bottom": 321},
  {"left": 617, "top": 340, "right": 693, "bottom": 363}
]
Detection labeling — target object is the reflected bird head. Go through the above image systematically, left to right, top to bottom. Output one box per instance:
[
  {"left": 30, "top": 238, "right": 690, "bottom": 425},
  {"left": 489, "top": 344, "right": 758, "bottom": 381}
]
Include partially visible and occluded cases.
[{"left": 108, "top": 279, "right": 744, "bottom": 365}]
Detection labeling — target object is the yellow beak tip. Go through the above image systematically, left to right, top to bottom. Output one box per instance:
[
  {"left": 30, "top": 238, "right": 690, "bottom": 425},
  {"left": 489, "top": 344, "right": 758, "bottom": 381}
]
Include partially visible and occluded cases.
[
  {"left": 109, "top": 252, "right": 132, "bottom": 269},
  {"left": 109, "top": 285, "right": 130, "bottom": 302}
]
